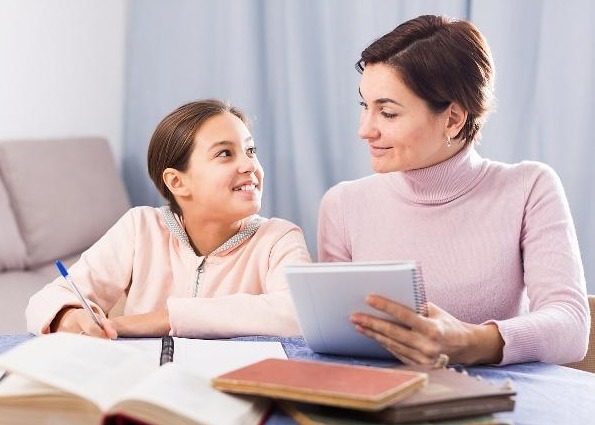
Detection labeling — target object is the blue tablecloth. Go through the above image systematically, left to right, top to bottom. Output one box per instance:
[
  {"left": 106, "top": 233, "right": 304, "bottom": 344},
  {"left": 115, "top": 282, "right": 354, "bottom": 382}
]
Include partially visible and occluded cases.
[{"left": 2, "top": 334, "right": 595, "bottom": 425}]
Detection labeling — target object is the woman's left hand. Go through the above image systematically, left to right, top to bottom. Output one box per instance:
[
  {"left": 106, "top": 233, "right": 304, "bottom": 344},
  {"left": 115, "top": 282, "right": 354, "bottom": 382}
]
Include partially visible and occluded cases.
[{"left": 350, "top": 295, "right": 503, "bottom": 365}]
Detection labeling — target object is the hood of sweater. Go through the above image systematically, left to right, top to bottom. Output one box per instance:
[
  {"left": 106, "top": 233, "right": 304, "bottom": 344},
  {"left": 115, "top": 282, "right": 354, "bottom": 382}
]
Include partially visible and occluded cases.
[{"left": 388, "top": 144, "right": 489, "bottom": 205}]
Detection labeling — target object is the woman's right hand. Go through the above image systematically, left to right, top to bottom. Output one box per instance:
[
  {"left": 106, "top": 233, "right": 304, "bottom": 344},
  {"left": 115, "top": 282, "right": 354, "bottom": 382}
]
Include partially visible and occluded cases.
[
  {"left": 351, "top": 297, "right": 504, "bottom": 365},
  {"left": 49, "top": 307, "right": 118, "bottom": 339}
]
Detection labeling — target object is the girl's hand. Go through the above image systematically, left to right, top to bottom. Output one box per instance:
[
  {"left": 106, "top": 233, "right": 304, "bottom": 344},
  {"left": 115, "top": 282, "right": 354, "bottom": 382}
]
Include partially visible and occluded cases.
[
  {"left": 350, "top": 296, "right": 504, "bottom": 365},
  {"left": 50, "top": 307, "right": 117, "bottom": 339},
  {"left": 111, "top": 310, "right": 170, "bottom": 337}
]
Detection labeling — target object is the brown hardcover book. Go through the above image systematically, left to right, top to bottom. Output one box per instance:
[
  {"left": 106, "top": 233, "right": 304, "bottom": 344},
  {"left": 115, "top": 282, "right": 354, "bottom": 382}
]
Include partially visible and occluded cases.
[
  {"left": 212, "top": 358, "right": 428, "bottom": 411},
  {"left": 276, "top": 365, "right": 515, "bottom": 424},
  {"left": 279, "top": 401, "right": 512, "bottom": 425}
]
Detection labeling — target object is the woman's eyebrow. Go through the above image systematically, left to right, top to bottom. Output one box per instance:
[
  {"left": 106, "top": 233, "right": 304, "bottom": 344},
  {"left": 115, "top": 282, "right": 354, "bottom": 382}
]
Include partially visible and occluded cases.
[{"left": 358, "top": 88, "right": 403, "bottom": 107}]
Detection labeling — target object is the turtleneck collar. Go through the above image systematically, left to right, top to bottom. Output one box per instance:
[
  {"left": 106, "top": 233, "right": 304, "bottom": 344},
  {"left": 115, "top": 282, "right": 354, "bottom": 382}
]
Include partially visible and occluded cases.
[{"left": 388, "top": 144, "right": 488, "bottom": 205}]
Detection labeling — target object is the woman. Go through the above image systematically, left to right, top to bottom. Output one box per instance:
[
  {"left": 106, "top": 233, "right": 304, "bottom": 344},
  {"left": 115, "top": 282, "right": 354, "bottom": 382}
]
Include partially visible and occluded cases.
[
  {"left": 318, "top": 15, "right": 589, "bottom": 366},
  {"left": 27, "top": 99, "right": 311, "bottom": 338}
]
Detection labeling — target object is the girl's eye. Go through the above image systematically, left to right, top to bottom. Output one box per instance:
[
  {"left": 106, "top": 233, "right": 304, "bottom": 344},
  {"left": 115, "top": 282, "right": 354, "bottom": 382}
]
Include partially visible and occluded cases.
[
  {"left": 358, "top": 101, "right": 368, "bottom": 110},
  {"left": 381, "top": 111, "right": 398, "bottom": 119},
  {"left": 246, "top": 146, "right": 257, "bottom": 157},
  {"left": 216, "top": 149, "right": 232, "bottom": 158}
]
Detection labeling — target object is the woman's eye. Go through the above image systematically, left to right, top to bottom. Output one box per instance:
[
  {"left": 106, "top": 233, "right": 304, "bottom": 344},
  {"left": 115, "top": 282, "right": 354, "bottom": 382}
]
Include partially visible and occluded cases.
[
  {"left": 359, "top": 101, "right": 368, "bottom": 110},
  {"left": 381, "top": 111, "right": 398, "bottom": 119},
  {"left": 247, "top": 146, "right": 257, "bottom": 157},
  {"left": 216, "top": 149, "right": 232, "bottom": 158}
]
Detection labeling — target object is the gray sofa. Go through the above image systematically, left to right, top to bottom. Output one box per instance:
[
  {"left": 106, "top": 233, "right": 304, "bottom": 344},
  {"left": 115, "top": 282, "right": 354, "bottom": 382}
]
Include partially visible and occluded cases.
[{"left": 0, "top": 138, "right": 130, "bottom": 333}]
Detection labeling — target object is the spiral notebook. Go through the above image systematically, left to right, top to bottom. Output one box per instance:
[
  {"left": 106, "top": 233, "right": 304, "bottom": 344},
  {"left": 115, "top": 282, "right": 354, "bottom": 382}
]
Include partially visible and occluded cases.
[{"left": 285, "top": 261, "right": 426, "bottom": 359}]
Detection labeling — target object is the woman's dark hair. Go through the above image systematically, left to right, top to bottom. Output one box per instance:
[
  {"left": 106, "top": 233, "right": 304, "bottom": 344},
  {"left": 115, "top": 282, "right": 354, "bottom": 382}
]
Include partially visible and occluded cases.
[
  {"left": 357, "top": 15, "right": 494, "bottom": 144},
  {"left": 147, "top": 99, "right": 248, "bottom": 216}
]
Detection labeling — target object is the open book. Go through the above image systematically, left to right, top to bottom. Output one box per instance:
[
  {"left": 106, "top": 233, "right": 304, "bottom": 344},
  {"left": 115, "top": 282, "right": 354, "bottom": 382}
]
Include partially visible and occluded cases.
[{"left": 0, "top": 333, "right": 286, "bottom": 425}]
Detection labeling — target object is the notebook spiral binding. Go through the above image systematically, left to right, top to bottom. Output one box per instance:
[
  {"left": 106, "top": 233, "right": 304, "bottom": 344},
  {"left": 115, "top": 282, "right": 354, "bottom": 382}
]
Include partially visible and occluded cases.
[{"left": 412, "top": 262, "right": 428, "bottom": 317}]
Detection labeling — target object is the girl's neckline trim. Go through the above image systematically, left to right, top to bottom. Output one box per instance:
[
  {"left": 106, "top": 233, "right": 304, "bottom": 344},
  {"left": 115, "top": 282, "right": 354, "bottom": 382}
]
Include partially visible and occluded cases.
[{"left": 159, "top": 206, "right": 266, "bottom": 256}]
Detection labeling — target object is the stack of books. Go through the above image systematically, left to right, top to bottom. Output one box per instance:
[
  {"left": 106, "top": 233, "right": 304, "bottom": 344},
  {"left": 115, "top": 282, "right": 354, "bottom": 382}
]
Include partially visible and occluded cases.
[{"left": 213, "top": 358, "right": 516, "bottom": 425}]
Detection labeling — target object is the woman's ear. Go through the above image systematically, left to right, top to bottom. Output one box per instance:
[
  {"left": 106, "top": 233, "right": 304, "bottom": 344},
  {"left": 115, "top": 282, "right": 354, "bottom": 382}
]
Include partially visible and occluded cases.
[
  {"left": 446, "top": 102, "right": 468, "bottom": 138},
  {"left": 163, "top": 168, "right": 190, "bottom": 197}
]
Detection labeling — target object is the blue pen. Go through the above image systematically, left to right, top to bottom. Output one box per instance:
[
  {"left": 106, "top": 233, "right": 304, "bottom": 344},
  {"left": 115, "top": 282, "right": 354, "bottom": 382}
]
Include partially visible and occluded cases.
[{"left": 55, "top": 260, "right": 105, "bottom": 331}]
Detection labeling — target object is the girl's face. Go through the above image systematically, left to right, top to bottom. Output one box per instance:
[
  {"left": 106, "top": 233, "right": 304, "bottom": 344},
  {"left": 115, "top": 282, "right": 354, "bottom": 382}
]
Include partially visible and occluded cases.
[
  {"left": 358, "top": 63, "right": 463, "bottom": 173},
  {"left": 179, "top": 112, "right": 263, "bottom": 222}
]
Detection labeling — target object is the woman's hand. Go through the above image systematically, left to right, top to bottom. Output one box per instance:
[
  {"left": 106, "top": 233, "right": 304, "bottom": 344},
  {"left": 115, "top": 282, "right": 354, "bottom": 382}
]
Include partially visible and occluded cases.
[
  {"left": 350, "top": 296, "right": 504, "bottom": 365},
  {"left": 50, "top": 307, "right": 117, "bottom": 339},
  {"left": 111, "top": 310, "right": 170, "bottom": 337}
]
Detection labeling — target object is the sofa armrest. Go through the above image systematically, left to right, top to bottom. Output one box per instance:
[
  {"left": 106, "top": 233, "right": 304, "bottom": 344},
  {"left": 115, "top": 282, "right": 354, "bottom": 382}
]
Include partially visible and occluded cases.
[{"left": 0, "top": 137, "right": 131, "bottom": 267}]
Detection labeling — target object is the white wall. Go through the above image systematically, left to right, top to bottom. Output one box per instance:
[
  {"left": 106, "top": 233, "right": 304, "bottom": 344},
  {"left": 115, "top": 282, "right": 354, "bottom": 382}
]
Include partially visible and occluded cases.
[{"left": 0, "top": 0, "right": 126, "bottom": 161}]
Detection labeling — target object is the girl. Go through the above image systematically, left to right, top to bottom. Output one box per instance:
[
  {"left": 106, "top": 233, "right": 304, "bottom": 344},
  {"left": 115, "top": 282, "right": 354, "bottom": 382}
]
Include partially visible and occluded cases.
[{"left": 27, "top": 99, "right": 311, "bottom": 338}]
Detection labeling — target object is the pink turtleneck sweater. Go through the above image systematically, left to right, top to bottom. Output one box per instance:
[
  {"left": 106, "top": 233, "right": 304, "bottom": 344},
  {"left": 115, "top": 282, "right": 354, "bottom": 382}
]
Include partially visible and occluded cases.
[{"left": 318, "top": 146, "right": 589, "bottom": 365}]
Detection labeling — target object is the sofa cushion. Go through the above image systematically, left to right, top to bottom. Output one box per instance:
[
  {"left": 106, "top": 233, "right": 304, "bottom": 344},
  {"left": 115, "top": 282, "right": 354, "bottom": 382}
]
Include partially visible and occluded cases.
[
  {"left": 0, "top": 138, "right": 130, "bottom": 267},
  {"left": 0, "top": 178, "right": 27, "bottom": 271},
  {"left": 0, "top": 254, "right": 79, "bottom": 333}
]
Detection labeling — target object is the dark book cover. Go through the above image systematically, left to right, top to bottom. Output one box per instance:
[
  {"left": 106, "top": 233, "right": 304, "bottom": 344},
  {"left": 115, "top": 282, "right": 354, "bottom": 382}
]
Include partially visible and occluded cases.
[{"left": 277, "top": 365, "right": 515, "bottom": 424}]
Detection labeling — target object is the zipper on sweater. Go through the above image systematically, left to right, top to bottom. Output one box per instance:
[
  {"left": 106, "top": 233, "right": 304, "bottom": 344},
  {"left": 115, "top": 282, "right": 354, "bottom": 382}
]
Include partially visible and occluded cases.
[{"left": 193, "top": 257, "right": 206, "bottom": 297}]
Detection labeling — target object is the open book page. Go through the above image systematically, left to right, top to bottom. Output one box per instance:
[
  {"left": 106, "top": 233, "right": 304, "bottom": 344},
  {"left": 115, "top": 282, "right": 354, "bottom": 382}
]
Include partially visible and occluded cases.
[
  {"left": 0, "top": 333, "right": 157, "bottom": 411},
  {"left": 0, "top": 334, "right": 286, "bottom": 424},
  {"left": 0, "top": 335, "right": 278, "bottom": 425},
  {"left": 119, "top": 337, "right": 287, "bottom": 378},
  {"left": 110, "top": 362, "right": 270, "bottom": 425},
  {"left": 0, "top": 372, "right": 62, "bottom": 397},
  {"left": 0, "top": 373, "right": 102, "bottom": 425}
]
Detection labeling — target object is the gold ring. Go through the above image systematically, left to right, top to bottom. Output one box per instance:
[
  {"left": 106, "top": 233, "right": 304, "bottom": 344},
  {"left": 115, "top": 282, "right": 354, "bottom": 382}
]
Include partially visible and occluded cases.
[{"left": 432, "top": 353, "right": 449, "bottom": 368}]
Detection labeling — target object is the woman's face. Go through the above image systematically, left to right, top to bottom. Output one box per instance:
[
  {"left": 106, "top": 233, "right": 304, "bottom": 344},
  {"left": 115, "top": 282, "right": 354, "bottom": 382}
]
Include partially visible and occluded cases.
[{"left": 358, "top": 63, "right": 461, "bottom": 173}]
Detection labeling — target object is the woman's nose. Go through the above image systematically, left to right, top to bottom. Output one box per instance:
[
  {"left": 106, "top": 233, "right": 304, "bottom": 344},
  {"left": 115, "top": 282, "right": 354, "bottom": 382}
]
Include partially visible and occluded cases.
[{"left": 358, "top": 112, "right": 379, "bottom": 140}]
